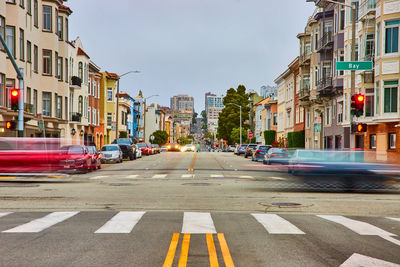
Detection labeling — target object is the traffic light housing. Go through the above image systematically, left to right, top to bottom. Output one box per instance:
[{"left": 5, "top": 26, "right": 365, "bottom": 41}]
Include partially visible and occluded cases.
[
  {"left": 10, "top": 89, "right": 19, "bottom": 111},
  {"left": 351, "top": 94, "right": 365, "bottom": 117},
  {"left": 5, "top": 121, "right": 17, "bottom": 130},
  {"left": 351, "top": 123, "right": 367, "bottom": 133}
]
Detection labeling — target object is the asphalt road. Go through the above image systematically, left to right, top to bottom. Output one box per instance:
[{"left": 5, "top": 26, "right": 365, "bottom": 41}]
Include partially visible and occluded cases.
[{"left": 0, "top": 151, "right": 399, "bottom": 266}]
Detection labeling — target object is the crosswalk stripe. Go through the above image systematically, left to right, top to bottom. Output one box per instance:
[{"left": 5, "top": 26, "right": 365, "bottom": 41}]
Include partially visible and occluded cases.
[
  {"left": 153, "top": 174, "right": 167, "bottom": 178},
  {"left": 181, "top": 174, "right": 193, "bottom": 178},
  {"left": 210, "top": 174, "right": 223, "bottom": 178},
  {"left": 126, "top": 175, "right": 139, "bottom": 179},
  {"left": 239, "top": 175, "right": 253, "bottom": 179},
  {"left": 90, "top": 176, "right": 109, "bottom": 180},
  {"left": 95, "top": 211, "right": 146, "bottom": 234},
  {"left": 0, "top": 212, "right": 12, "bottom": 218},
  {"left": 3, "top": 212, "right": 79, "bottom": 233},
  {"left": 181, "top": 212, "right": 217, "bottom": 234},
  {"left": 252, "top": 214, "right": 305, "bottom": 234},
  {"left": 317, "top": 215, "right": 396, "bottom": 236},
  {"left": 386, "top": 217, "right": 400, "bottom": 222}
]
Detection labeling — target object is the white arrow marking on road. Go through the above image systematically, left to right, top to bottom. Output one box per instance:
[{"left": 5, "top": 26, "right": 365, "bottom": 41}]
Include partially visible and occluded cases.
[
  {"left": 152, "top": 174, "right": 167, "bottom": 178},
  {"left": 126, "top": 175, "right": 139, "bottom": 179},
  {"left": 90, "top": 176, "right": 109, "bottom": 180},
  {"left": 95, "top": 211, "right": 146, "bottom": 234},
  {"left": 0, "top": 212, "right": 12, "bottom": 218},
  {"left": 3, "top": 212, "right": 79, "bottom": 233},
  {"left": 182, "top": 212, "right": 217, "bottom": 234},
  {"left": 252, "top": 214, "right": 305, "bottom": 234},
  {"left": 318, "top": 215, "right": 400, "bottom": 246},
  {"left": 387, "top": 217, "right": 400, "bottom": 222},
  {"left": 340, "top": 253, "right": 400, "bottom": 267}
]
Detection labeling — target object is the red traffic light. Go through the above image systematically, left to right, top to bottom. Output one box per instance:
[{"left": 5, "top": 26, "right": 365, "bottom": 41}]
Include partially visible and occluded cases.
[
  {"left": 11, "top": 89, "right": 19, "bottom": 97},
  {"left": 356, "top": 95, "right": 365, "bottom": 103}
]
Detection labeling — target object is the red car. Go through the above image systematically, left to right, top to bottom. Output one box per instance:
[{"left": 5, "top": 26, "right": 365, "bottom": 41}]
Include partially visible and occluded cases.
[
  {"left": 136, "top": 143, "right": 150, "bottom": 155},
  {"left": 147, "top": 143, "right": 155, "bottom": 155},
  {"left": 60, "top": 145, "right": 93, "bottom": 173},
  {"left": 87, "top": 146, "right": 102, "bottom": 170}
]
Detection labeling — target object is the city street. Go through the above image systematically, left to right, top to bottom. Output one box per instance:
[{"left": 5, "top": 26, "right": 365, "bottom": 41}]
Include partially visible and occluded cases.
[{"left": 0, "top": 152, "right": 399, "bottom": 266}]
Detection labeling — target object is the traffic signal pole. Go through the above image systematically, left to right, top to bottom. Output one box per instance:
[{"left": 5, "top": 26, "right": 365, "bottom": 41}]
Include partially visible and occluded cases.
[{"left": 0, "top": 34, "right": 24, "bottom": 137}]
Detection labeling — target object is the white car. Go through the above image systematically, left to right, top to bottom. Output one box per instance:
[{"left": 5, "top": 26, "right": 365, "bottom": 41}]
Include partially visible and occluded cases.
[
  {"left": 100, "top": 144, "right": 123, "bottom": 163},
  {"left": 181, "top": 144, "right": 196, "bottom": 152},
  {"left": 136, "top": 146, "right": 142, "bottom": 158}
]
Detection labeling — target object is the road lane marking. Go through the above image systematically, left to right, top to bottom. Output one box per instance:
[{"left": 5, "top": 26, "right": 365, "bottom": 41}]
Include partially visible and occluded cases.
[
  {"left": 188, "top": 153, "right": 198, "bottom": 172},
  {"left": 152, "top": 174, "right": 167, "bottom": 178},
  {"left": 182, "top": 174, "right": 193, "bottom": 178},
  {"left": 210, "top": 174, "right": 224, "bottom": 178},
  {"left": 126, "top": 175, "right": 139, "bottom": 179},
  {"left": 0, "top": 176, "right": 16, "bottom": 179},
  {"left": 90, "top": 176, "right": 109, "bottom": 180},
  {"left": 239, "top": 176, "right": 253, "bottom": 179},
  {"left": 270, "top": 177, "right": 286, "bottom": 180},
  {"left": 95, "top": 211, "right": 146, "bottom": 234},
  {"left": 0, "top": 212, "right": 12, "bottom": 218},
  {"left": 3, "top": 212, "right": 79, "bottom": 233},
  {"left": 182, "top": 212, "right": 217, "bottom": 234},
  {"left": 251, "top": 214, "right": 305, "bottom": 234},
  {"left": 318, "top": 215, "right": 400, "bottom": 246},
  {"left": 387, "top": 217, "right": 400, "bottom": 222},
  {"left": 163, "top": 233, "right": 180, "bottom": 267},
  {"left": 217, "top": 233, "right": 235, "bottom": 267},
  {"left": 178, "top": 234, "right": 190, "bottom": 267},
  {"left": 206, "top": 234, "right": 219, "bottom": 267},
  {"left": 340, "top": 253, "right": 400, "bottom": 267}
]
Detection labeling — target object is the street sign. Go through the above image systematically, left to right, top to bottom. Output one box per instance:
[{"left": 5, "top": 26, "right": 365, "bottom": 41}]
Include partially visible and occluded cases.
[
  {"left": 336, "top": 61, "right": 373, "bottom": 71},
  {"left": 248, "top": 132, "right": 253, "bottom": 139},
  {"left": 150, "top": 135, "right": 155, "bottom": 141}
]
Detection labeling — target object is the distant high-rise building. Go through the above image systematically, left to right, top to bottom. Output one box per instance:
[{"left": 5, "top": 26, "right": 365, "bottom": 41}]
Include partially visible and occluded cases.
[
  {"left": 205, "top": 93, "right": 224, "bottom": 134},
  {"left": 170, "top": 95, "right": 194, "bottom": 112}
]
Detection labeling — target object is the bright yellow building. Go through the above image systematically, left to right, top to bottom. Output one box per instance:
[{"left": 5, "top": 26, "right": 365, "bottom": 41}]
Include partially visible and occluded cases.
[{"left": 100, "top": 72, "right": 119, "bottom": 144}]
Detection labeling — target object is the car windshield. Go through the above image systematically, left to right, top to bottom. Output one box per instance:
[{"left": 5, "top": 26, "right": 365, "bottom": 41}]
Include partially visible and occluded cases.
[
  {"left": 113, "top": 139, "right": 131, "bottom": 145},
  {"left": 61, "top": 146, "right": 84, "bottom": 155},
  {"left": 101, "top": 146, "right": 119, "bottom": 151},
  {"left": 258, "top": 146, "right": 270, "bottom": 150},
  {"left": 88, "top": 147, "right": 97, "bottom": 154},
  {"left": 269, "top": 148, "right": 288, "bottom": 154}
]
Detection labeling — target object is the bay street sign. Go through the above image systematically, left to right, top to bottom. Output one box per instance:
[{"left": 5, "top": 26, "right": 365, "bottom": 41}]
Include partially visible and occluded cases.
[{"left": 336, "top": 61, "right": 373, "bottom": 71}]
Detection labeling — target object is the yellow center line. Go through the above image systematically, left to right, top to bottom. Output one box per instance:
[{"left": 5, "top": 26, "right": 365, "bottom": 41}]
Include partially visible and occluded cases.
[
  {"left": 188, "top": 153, "right": 198, "bottom": 172},
  {"left": 0, "top": 177, "right": 16, "bottom": 179},
  {"left": 163, "top": 233, "right": 180, "bottom": 267},
  {"left": 178, "top": 233, "right": 191, "bottom": 267},
  {"left": 206, "top": 233, "right": 219, "bottom": 267},
  {"left": 217, "top": 233, "right": 235, "bottom": 267}
]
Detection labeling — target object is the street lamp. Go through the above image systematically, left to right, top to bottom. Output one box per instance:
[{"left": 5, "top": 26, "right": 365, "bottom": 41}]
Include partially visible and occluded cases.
[
  {"left": 115, "top": 70, "right": 140, "bottom": 138},
  {"left": 143, "top": 94, "right": 159, "bottom": 143},
  {"left": 228, "top": 103, "right": 242, "bottom": 145}
]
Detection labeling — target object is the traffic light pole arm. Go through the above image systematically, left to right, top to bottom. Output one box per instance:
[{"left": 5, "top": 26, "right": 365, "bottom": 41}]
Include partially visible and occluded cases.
[{"left": 0, "top": 34, "right": 23, "bottom": 80}]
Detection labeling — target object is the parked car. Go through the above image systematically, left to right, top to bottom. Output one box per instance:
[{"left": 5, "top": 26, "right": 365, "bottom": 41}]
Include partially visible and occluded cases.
[
  {"left": 112, "top": 138, "right": 136, "bottom": 160},
  {"left": 136, "top": 143, "right": 150, "bottom": 155},
  {"left": 147, "top": 143, "right": 155, "bottom": 155},
  {"left": 167, "top": 143, "right": 181, "bottom": 152},
  {"left": 100, "top": 144, "right": 123, "bottom": 163},
  {"left": 152, "top": 144, "right": 160, "bottom": 153},
  {"left": 181, "top": 144, "right": 195, "bottom": 152},
  {"left": 234, "top": 144, "right": 247, "bottom": 155},
  {"left": 244, "top": 144, "right": 258, "bottom": 158},
  {"left": 60, "top": 145, "right": 93, "bottom": 173},
  {"left": 252, "top": 145, "right": 271, "bottom": 162},
  {"left": 87, "top": 146, "right": 102, "bottom": 170},
  {"left": 161, "top": 146, "right": 168, "bottom": 152},
  {"left": 227, "top": 146, "right": 235, "bottom": 152},
  {"left": 136, "top": 147, "right": 142, "bottom": 158},
  {"left": 263, "top": 148, "right": 290, "bottom": 165}
]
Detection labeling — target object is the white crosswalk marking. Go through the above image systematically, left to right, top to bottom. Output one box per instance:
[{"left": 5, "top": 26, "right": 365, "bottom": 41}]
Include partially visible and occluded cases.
[
  {"left": 152, "top": 174, "right": 167, "bottom": 178},
  {"left": 181, "top": 174, "right": 193, "bottom": 178},
  {"left": 210, "top": 174, "right": 223, "bottom": 178},
  {"left": 126, "top": 175, "right": 139, "bottom": 179},
  {"left": 90, "top": 176, "right": 109, "bottom": 180},
  {"left": 239, "top": 176, "right": 253, "bottom": 179},
  {"left": 95, "top": 211, "right": 146, "bottom": 234},
  {"left": 0, "top": 212, "right": 12, "bottom": 218},
  {"left": 3, "top": 212, "right": 79, "bottom": 233},
  {"left": 181, "top": 212, "right": 217, "bottom": 234},
  {"left": 252, "top": 214, "right": 305, "bottom": 234},
  {"left": 318, "top": 215, "right": 396, "bottom": 236},
  {"left": 386, "top": 217, "right": 400, "bottom": 222}
]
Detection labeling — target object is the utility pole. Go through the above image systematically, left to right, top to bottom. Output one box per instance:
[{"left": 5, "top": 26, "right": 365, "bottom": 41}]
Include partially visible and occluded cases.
[{"left": 0, "top": 34, "right": 24, "bottom": 137}]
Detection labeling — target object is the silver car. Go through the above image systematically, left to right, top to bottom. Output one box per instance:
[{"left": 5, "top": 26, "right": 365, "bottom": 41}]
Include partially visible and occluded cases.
[{"left": 100, "top": 144, "right": 123, "bottom": 163}]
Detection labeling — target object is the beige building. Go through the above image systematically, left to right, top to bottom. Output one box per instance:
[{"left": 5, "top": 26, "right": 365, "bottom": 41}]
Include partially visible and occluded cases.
[{"left": 1, "top": 0, "right": 72, "bottom": 138}]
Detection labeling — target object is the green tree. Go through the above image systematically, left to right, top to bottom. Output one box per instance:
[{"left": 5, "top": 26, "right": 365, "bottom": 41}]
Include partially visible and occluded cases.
[
  {"left": 217, "top": 85, "right": 250, "bottom": 144},
  {"left": 230, "top": 128, "right": 248, "bottom": 144},
  {"left": 150, "top": 130, "right": 169, "bottom": 146},
  {"left": 263, "top": 130, "right": 276, "bottom": 145},
  {"left": 119, "top": 131, "right": 128, "bottom": 138},
  {"left": 204, "top": 132, "right": 213, "bottom": 139},
  {"left": 178, "top": 137, "right": 191, "bottom": 145}
]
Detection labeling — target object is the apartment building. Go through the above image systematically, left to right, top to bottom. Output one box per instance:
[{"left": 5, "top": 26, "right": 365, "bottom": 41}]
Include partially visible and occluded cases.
[
  {"left": 1, "top": 0, "right": 72, "bottom": 138},
  {"left": 88, "top": 61, "right": 102, "bottom": 149},
  {"left": 100, "top": 71, "right": 118, "bottom": 145},
  {"left": 275, "top": 71, "right": 287, "bottom": 140},
  {"left": 205, "top": 93, "right": 224, "bottom": 134},
  {"left": 170, "top": 94, "right": 194, "bottom": 112},
  {"left": 254, "top": 97, "right": 278, "bottom": 144}
]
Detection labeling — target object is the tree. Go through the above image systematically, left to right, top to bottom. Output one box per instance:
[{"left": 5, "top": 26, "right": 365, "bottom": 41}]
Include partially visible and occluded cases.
[
  {"left": 217, "top": 85, "right": 250, "bottom": 144},
  {"left": 230, "top": 128, "right": 247, "bottom": 144},
  {"left": 150, "top": 130, "right": 169, "bottom": 146},
  {"left": 263, "top": 130, "right": 276, "bottom": 145},
  {"left": 119, "top": 131, "right": 128, "bottom": 138},
  {"left": 204, "top": 132, "right": 213, "bottom": 139},
  {"left": 178, "top": 137, "right": 191, "bottom": 145}
]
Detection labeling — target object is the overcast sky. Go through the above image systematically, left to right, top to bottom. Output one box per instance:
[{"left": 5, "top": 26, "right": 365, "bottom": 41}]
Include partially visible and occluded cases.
[{"left": 68, "top": 0, "right": 316, "bottom": 112}]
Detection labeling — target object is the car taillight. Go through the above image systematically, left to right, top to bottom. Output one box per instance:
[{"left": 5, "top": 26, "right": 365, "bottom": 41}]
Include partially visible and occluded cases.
[
  {"left": 239, "top": 147, "right": 243, "bottom": 149},
  {"left": 256, "top": 150, "right": 262, "bottom": 153},
  {"left": 270, "top": 153, "right": 277, "bottom": 157}
]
